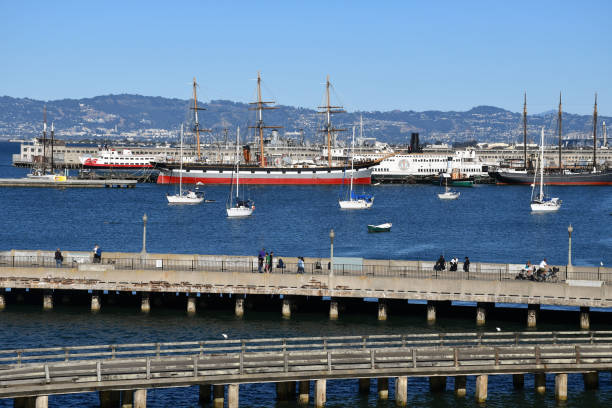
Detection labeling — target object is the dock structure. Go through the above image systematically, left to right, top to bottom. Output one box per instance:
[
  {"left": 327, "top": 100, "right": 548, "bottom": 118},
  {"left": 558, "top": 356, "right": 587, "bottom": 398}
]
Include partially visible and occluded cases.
[
  {"left": 0, "top": 178, "right": 137, "bottom": 188},
  {"left": 0, "top": 250, "right": 611, "bottom": 329},
  {"left": 1, "top": 331, "right": 612, "bottom": 407}
]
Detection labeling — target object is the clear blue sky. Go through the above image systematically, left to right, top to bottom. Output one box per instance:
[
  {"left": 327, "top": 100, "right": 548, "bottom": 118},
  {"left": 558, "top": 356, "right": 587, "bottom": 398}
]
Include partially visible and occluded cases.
[{"left": 1, "top": 1, "right": 611, "bottom": 115}]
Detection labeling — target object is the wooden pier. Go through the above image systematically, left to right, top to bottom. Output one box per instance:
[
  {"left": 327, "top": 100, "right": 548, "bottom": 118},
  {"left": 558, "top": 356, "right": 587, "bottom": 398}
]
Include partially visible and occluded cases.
[{"left": 1, "top": 331, "right": 612, "bottom": 407}]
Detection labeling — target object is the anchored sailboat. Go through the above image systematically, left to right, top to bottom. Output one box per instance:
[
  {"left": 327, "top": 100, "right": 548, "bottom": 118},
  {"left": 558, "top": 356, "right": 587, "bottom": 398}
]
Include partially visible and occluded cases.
[
  {"left": 339, "top": 122, "right": 374, "bottom": 209},
  {"left": 167, "top": 124, "right": 204, "bottom": 204},
  {"left": 227, "top": 127, "right": 254, "bottom": 217},
  {"left": 530, "top": 128, "right": 561, "bottom": 212}
]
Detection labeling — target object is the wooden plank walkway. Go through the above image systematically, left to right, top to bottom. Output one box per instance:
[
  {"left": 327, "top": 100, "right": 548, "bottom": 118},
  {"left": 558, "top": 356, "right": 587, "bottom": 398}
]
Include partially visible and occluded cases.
[{"left": 2, "top": 331, "right": 612, "bottom": 398}]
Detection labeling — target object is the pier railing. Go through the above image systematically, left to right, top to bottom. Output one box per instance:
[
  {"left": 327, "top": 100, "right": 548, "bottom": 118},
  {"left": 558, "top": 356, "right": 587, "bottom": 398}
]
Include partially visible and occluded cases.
[
  {"left": 1, "top": 254, "right": 610, "bottom": 284},
  {"left": 2, "top": 331, "right": 612, "bottom": 398}
]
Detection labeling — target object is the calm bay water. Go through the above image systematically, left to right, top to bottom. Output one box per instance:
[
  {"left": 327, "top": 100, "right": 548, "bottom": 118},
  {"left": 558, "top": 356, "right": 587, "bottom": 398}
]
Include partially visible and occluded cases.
[{"left": 0, "top": 141, "right": 611, "bottom": 407}]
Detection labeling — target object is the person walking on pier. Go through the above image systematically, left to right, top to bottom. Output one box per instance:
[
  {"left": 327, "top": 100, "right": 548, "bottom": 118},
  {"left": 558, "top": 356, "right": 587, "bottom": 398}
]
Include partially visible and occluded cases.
[
  {"left": 93, "top": 244, "right": 102, "bottom": 264},
  {"left": 54, "top": 248, "right": 63, "bottom": 268},
  {"left": 258, "top": 248, "right": 265, "bottom": 273},
  {"left": 268, "top": 251, "right": 274, "bottom": 273},
  {"left": 264, "top": 252, "right": 270, "bottom": 273},
  {"left": 463, "top": 256, "right": 470, "bottom": 272},
  {"left": 297, "top": 257, "right": 305, "bottom": 274}
]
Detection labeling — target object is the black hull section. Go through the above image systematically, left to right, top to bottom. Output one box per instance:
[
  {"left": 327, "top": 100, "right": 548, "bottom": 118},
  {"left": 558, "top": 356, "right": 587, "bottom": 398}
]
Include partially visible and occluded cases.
[{"left": 489, "top": 170, "right": 612, "bottom": 185}]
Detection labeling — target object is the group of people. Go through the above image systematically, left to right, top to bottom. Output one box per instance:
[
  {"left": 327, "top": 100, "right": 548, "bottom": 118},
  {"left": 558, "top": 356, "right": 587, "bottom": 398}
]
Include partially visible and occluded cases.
[
  {"left": 54, "top": 244, "right": 102, "bottom": 267},
  {"left": 257, "top": 248, "right": 275, "bottom": 273},
  {"left": 434, "top": 255, "right": 470, "bottom": 272},
  {"left": 516, "top": 258, "right": 559, "bottom": 281}
]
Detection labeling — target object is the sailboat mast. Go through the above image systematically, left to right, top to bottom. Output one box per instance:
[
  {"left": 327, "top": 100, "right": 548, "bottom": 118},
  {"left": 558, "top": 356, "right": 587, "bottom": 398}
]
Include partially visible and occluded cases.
[
  {"left": 248, "top": 71, "right": 281, "bottom": 168},
  {"left": 193, "top": 78, "right": 201, "bottom": 161},
  {"left": 558, "top": 92, "right": 562, "bottom": 171},
  {"left": 523, "top": 93, "right": 527, "bottom": 170},
  {"left": 593, "top": 93, "right": 598, "bottom": 170},
  {"left": 42, "top": 106, "right": 47, "bottom": 175},
  {"left": 50, "top": 122, "right": 55, "bottom": 173},
  {"left": 179, "top": 124, "right": 184, "bottom": 195},
  {"left": 236, "top": 127, "right": 240, "bottom": 200},
  {"left": 350, "top": 127, "right": 355, "bottom": 194},
  {"left": 539, "top": 128, "right": 544, "bottom": 200}
]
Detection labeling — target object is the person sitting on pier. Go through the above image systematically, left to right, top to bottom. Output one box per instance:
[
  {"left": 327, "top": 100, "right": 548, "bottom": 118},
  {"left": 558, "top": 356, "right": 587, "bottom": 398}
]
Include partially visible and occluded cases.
[
  {"left": 434, "top": 255, "right": 446, "bottom": 272},
  {"left": 449, "top": 257, "right": 458, "bottom": 271},
  {"left": 536, "top": 258, "right": 548, "bottom": 280}
]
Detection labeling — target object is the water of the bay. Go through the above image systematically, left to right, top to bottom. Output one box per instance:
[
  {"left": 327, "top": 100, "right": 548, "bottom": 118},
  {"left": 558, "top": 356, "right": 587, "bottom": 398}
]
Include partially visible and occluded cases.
[{"left": 0, "top": 141, "right": 611, "bottom": 407}]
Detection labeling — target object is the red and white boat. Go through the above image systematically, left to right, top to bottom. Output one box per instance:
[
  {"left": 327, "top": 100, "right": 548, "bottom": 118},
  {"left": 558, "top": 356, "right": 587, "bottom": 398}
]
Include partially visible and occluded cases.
[{"left": 80, "top": 149, "right": 163, "bottom": 169}]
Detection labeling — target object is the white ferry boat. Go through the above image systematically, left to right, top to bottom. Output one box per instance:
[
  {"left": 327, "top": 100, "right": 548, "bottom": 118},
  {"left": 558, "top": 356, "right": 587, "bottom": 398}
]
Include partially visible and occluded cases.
[{"left": 80, "top": 149, "right": 163, "bottom": 169}]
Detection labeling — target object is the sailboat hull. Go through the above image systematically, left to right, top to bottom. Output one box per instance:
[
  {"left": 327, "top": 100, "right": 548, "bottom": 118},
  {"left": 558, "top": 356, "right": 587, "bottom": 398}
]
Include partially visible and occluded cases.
[
  {"left": 490, "top": 170, "right": 612, "bottom": 185},
  {"left": 166, "top": 193, "right": 204, "bottom": 204},
  {"left": 339, "top": 198, "right": 374, "bottom": 209},
  {"left": 226, "top": 206, "right": 254, "bottom": 217}
]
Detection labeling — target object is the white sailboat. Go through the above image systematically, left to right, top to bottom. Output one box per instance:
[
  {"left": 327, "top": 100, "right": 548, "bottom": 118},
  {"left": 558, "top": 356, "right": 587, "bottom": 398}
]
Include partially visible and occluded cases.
[
  {"left": 339, "top": 122, "right": 374, "bottom": 209},
  {"left": 167, "top": 124, "right": 204, "bottom": 204},
  {"left": 227, "top": 127, "right": 254, "bottom": 217},
  {"left": 530, "top": 127, "right": 561, "bottom": 212},
  {"left": 437, "top": 180, "right": 460, "bottom": 200}
]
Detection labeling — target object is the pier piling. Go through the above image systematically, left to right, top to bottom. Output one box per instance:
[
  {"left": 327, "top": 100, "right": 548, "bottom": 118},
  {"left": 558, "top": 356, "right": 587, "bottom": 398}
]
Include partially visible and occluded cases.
[
  {"left": 42, "top": 291, "right": 53, "bottom": 311},
  {"left": 91, "top": 293, "right": 101, "bottom": 313},
  {"left": 0, "top": 294, "right": 5, "bottom": 310},
  {"left": 140, "top": 294, "right": 150, "bottom": 313},
  {"left": 187, "top": 296, "right": 196, "bottom": 315},
  {"left": 282, "top": 297, "right": 292, "bottom": 319},
  {"left": 235, "top": 298, "right": 244, "bottom": 317},
  {"left": 329, "top": 299, "right": 338, "bottom": 320},
  {"left": 378, "top": 301, "right": 387, "bottom": 321},
  {"left": 426, "top": 301, "right": 436, "bottom": 324},
  {"left": 476, "top": 302, "right": 489, "bottom": 326},
  {"left": 527, "top": 304, "right": 539, "bottom": 328},
  {"left": 580, "top": 307, "right": 590, "bottom": 330},
  {"left": 583, "top": 371, "right": 599, "bottom": 390},
  {"left": 534, "top": 373, "right": 546, "bottom": 394},
  {"left": 555, "top": 373, "right": 568, "bottom": 401},
  {"left": 454, "top": 375, "right": 467, "bottom": 397},
  {"left": 475, "top": 375, "right": 488, "bottom": 402},
  {"left": 395, "top": 376, "right": 407, "bottom": 406},
  {"left": 377, "top": 377, "right": 389, "bottom": 400},
  {"left": 315, "top": 379, "right": 326, "bottom": 408},
  {"left": 298, "top": 380, "right": 310, "bottom": 405},
  {"left": 227, "top": 384, "right": 238, "bottom": 408},
  {"left": 199, "top": 385, "right": 211, "bottom": 404},
  {"left": 212, "top": 385, "right": 224, "bottom": 408},
  {"left": 133, "top": 389, "right": 146, "bottom": 408},
  {"left": 99, "top": 390, "right": 121, "bottom": 408},
  {"left": 121, "top": 390, "right": 133, "bottom": 408}
]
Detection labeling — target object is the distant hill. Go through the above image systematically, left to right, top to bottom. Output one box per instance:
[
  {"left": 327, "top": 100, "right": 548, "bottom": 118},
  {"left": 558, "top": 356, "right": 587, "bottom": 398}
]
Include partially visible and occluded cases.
[{"left": 0, "top": 94, "right": 608, "bottom": 146}]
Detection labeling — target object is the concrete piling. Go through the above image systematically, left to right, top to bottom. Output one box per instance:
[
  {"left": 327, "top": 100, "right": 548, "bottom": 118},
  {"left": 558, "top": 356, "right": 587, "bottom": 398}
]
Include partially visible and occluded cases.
[
  {"left": 43, "top": 291, "right": 53, "bottom": 311},
  {"left": 140, "top": 293, "right": 150, "bottom": 313},
  {"left": 0, "top": 294, "right": 5, "bottom": 310},
  {"left": 91, "top": 294, "right": 101, "bottom": 313},
  {"left": 187, "top": 296, "right": 196, "bottom": 315},
  {"left": 282, "top": 297, "right": 292, "bottom": 319},
  {"left": 235, "top": 298, "right": 244, "bottom": 317},
  {"left": 329, "top": 299, "right": 338, "bottom": 320},
  {"left": 378, "top": 301, "right": 387, "bottom": 321},
  {"left": 426, "top": 301, "right": 436, "bottom": 324},
  {"left": 476, "top": 302, "right": 487, "bottom": 326},
  {"left": 527, "top": 304, "right": 539, "bottom": 328},
  {"left": 580, "top": 307, "right": 590, "bottom": 330},
  {"left": 583, "top": 371, "right": 599, "bottom": 390},
  {"left": 534, "top": 373, "right": 546, "bottom": 394},
  {"left": 555, "top": 373, "right": 568, "bottom": 401},
  {"left": 512, "top": 374, "right": 524, "bottom": 389},
  {"left": 454, "top": 375, "right": 467, "bottom": 397},
  {"left": 475, "top": 375, "right": 488, "bottom": 402},
  {"left": 395, "top": 376, "right": 407, "bottom": 406},
  {"left": 429, "top": 376, "right": 446, "bottom": 392},
  {"left": 377, "top": 377, "right": 389, "bottom": 400},
  {"left": 359, "top": 378, "right": 370, "bottom": 394},
  {"left": 315, "top": 379, "right": 326, "bottom": 408},
  {"left": 298, "top": 380, "right": 310, "bottom": 405},
  {"left": 212, "top": 384, "right": 224, "bottom": 408},
  {"left": 227, "top": 384, "right": 239, "bottom": 408},
  {"left": 199, "top": 385, "right": 211, "bottom": 404},
  {"left": 133, "top": 389, "right": 146, "bottom": 408},
  {"left": 18, "top": 396, "right": 48, "bottom": 408}
]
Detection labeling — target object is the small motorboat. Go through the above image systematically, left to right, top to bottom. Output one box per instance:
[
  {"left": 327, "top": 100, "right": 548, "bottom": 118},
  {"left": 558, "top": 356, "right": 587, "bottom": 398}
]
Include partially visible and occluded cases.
[{"left": 367, "top": 223, "right": 392, "bottom": 233}]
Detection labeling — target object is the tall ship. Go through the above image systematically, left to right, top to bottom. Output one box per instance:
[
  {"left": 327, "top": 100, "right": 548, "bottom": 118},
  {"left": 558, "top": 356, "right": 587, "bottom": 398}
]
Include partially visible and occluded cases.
[
  {"left": 154, "top": 75, "right": 375, "bottom": 185},
  {"left": 489, "top": 94, "right": 612, "bottom": 185}
]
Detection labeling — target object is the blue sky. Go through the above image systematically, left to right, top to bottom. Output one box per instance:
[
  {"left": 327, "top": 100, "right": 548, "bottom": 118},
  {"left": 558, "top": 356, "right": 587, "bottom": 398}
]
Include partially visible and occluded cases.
[{"left": 1, "top": 1, "right": 611, "bottom": 115}]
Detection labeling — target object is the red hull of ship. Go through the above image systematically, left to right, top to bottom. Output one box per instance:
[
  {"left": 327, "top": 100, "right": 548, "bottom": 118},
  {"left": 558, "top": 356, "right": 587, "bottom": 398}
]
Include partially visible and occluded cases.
[{"left": 157, "top": 174, "right": 371, "bottom": 185}]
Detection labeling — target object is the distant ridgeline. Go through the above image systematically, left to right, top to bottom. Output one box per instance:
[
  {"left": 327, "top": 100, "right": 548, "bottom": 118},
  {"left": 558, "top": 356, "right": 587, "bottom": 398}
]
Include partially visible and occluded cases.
[{"left": 0, "top": 95, "right": 609, "bottom": 145}]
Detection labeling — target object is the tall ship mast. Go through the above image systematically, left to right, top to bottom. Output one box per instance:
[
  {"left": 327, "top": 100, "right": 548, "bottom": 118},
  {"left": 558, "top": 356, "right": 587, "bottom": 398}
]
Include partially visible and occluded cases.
[
  {"left": 248, "top": 72, "right": 282, "bottom": 167},
  {"left": 153, "top": 76, "right": 376, "bottom": 185},
  {"left": 318, "top": 76, "right": 346, "bottom": 167},
  {"left": 191, "top": 77, "right": 210, "bottom": 161},
  {"left": 558, "top": 92, "right": 562, "bottom": 171},
  {"left": 522, "top": 93, "right": 527, "bottom": 170},
  {"left": 592, "top": 93, "right": 598, "bottom": 170}
]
